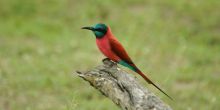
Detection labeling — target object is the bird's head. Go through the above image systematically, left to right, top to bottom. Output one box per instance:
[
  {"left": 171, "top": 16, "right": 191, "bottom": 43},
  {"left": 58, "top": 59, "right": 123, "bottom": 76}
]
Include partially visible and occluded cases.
[{"left": 82, "top": 23, "right": 108, "bottom": 38}]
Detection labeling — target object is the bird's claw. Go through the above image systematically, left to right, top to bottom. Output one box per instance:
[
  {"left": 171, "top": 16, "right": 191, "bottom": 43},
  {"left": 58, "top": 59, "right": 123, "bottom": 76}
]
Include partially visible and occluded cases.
[
  {"left": 102, "top": 58, "right": 117, "bottom": 67},
  {"left": 102, "top": 58, "right": 111, "bottom": 62}
]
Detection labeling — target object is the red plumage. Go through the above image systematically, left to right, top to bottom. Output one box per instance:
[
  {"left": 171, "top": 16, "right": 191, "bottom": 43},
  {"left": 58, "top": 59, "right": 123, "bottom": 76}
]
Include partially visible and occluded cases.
[
  {"left": 95, "top": 26, "right": 173, "bottom": 100},
  {"left": 96, "top": 27, "right": 133, "bottom": 63}
]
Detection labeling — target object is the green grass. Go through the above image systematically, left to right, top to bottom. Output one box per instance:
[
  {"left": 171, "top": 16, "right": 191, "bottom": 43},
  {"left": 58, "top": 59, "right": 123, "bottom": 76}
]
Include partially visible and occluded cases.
[{"left": 0, "top": 0, "right": 220, "bottom": 110}]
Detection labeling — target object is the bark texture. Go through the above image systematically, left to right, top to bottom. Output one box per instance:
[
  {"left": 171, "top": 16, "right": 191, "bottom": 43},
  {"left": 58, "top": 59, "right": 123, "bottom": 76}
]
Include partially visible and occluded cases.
[{"left": 76, "top": 59, "right": 172, "bottom": 110}]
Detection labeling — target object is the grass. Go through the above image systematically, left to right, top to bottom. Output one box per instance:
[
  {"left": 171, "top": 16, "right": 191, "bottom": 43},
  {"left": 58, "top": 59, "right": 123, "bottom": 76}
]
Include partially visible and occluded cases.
[{"left": 0, "top": 0, "right": 220, "bottom": 110}]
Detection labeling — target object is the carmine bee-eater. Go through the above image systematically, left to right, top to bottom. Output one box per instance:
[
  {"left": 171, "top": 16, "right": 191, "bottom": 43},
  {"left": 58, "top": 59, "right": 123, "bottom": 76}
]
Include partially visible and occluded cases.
[{"left": 82, "top": 23, "right": 172, "bottom": 100}]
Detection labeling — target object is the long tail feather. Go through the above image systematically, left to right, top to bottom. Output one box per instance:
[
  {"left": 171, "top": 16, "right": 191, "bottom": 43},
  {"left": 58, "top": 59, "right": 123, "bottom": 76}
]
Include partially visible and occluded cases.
[
  {"left": 117, "top": 60, "right": 173, "bottom": 100},
  {"left": 136, "top": 69, "right": 173, "bottom": 100}
]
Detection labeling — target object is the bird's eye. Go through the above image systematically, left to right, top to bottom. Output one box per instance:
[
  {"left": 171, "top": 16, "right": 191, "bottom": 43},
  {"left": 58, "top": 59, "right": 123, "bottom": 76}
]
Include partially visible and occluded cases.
[
  {"left": 94, "top": 27, "right": 107, "bottom": 34},
  {"left": 96, "top": 28, "right": 103, "bottom": 31}
]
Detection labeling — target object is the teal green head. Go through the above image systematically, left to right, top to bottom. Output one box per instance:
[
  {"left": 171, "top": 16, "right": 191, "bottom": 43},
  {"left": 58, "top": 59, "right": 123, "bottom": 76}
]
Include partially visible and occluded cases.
[{"left": 82, "top": 23, "right": 108, "bottom": 38}]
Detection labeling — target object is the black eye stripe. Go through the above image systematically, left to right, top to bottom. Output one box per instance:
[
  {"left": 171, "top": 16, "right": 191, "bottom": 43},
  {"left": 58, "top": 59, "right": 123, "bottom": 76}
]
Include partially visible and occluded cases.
[{"left": 95, "top": 28, "right": 106, "bottom": 33}]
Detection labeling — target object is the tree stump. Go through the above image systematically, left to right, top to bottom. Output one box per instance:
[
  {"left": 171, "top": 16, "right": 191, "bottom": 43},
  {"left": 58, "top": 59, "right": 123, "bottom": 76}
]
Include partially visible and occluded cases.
[{"left": 76, "top": 59, "right": 172, "bottom": 110}]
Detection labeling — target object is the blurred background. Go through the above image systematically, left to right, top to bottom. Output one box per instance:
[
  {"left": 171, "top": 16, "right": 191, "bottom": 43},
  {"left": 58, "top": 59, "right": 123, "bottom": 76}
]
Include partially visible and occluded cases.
[{"left": 0, "top": 0, "right": 219, "bottom": 110}]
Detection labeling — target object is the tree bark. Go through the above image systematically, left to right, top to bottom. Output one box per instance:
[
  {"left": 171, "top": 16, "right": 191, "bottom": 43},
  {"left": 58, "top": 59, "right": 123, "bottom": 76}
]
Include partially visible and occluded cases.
[{"left": 76, "top": 59, "right": 172, "bottom": 110}]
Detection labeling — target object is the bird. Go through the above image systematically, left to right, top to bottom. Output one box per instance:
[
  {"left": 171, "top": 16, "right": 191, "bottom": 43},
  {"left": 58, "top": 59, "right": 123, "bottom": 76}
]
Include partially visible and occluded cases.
[{"left": 82, "top": 23, "right": 173, "bottom": 100}]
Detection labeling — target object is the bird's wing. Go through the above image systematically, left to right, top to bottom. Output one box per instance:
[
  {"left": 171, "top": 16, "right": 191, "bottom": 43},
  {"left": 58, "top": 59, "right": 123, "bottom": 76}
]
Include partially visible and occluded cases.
[
  {"left": 109, "top": 37, "right": 134, "bottom": 65},
  {"left": 109, "top": 37, "right": 173, "bottom": 100}
]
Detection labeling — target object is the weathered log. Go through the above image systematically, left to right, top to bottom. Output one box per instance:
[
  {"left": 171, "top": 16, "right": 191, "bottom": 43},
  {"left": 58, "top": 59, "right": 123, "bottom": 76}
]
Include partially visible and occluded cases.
[{"left": 76, "top": 59, "right": 172, "bottom": 110}]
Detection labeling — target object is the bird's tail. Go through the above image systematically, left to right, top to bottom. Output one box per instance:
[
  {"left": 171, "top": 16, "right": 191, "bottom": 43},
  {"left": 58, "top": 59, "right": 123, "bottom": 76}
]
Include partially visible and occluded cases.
[{"left": 135, "top": 69, "right": 173, "bottom": 100}]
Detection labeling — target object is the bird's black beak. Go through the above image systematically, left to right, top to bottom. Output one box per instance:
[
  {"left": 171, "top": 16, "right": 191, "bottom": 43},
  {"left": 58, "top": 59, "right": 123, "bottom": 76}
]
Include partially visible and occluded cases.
[{"left": 81, "top": 26, "right": 95, "bottom": 31}]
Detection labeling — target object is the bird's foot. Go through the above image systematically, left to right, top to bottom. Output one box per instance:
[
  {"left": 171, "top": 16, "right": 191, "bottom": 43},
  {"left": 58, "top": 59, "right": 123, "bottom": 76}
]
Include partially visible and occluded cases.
[
  {"left": 102, "top": 58, "right": 117, "bottom": 67},
  {"left": 102, "top": 58, "right": 111, "bottom": 62}
]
